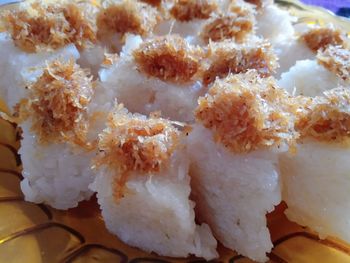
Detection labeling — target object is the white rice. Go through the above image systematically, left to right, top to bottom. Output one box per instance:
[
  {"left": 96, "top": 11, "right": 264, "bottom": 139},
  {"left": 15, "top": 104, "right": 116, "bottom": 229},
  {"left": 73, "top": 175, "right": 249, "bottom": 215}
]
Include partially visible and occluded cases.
[
  {"left": 256, "top": 4, "right": 296, "bottom": 44},
  {"left": 255, "top": 5, "right": 314, "bottom": 78},
  {"left": 0, "top": 33, "right": 80, "bottom": 111},
  {"left": 99, "top": 35, "right": 203, "bottom": 122},
  {"left": 273, "top": 38, "right": 314, "bottom": 77},
  {"left": 78, "top": 45, "right": 106, "bottom": 77},
  {"left": 278, "top": 59, "right": 344, "bottom": 96},
  {"left": 19, "top": 122, "right": 95, "bottom": 209},
  {"left": 187, "top": 124, "right": 282, "bottom": 262},
  {"left": 280, "top": 140, "right": 350, "bottom": 243},
  {"left": 90, "top": 147, "right": 218, "bottom": 260}
]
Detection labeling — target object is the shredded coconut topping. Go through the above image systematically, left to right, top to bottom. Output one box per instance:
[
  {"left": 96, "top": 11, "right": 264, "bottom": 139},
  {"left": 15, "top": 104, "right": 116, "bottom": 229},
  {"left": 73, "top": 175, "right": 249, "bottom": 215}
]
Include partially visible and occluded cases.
[
  {"left": 97, "top": 0, "right": 159, "bottom": 39},
  {"left": 140, "top": 0, "right": 162, "bottom": 7},
  {"left": 170, "top": 0, "right": 218, "bottom": 22},
  {"left": 2, "top": 2, "right": 96, "bottom": 53},
  {"left": 201, "top": 3, "right": 255, "bottom": 43},
  {"left": 302, "top": 27, "right": 347, "bottom": 52},
  {"left": 133, "top": 35, "right": 203, "bottom": 83},
  {"left": 202, "top": 41, "right": 278, "bottom": 85},
  {"left": 317, "top": 45, "right": 350, "bottom": 82},
  {"left": 19, "top": 59, "right": 94, "bottom": 147},
  {"left": 196, "top": 70, "right": 296, "bottom": 153},
  {"left": 296, "top": 87, "right": 350, "bottom": 142},
  {"left": 95, "top": 105, "right": 180, "bottom": 198}
]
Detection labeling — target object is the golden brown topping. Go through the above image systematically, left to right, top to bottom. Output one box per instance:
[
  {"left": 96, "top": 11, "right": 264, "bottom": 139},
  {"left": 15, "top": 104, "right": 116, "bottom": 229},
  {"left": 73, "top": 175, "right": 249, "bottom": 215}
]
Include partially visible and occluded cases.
[
  {"left": 97, "top": 0, "right": 159, "bottom": 39},
  {"left": 140, "top": 0, "right": 162, "bottom": 7},
  {"left": 170, "top": 0, "right": 218, "bottom": 22},
  {"left": 2, "top": 2, "right": 96, "bottom": 53},
  {"left": 201, "top": 4, "right": 255, "bottom": 43},
  {"left": 302, "top": 27, "right": 347, "bottom": 52},
  {"left": 133, "top": 35, "right": 203, "bottom": 83},
  {"left": 203, "top": 41, "right": 278, "bottom": 85},
  {"left": 317, "top": 45, "right": 350, "bottom": 82},
  {"left": 19, "top": 59, "right": 94, "bottom": 146},
  {"left": 196, "top": 71, "right": 296, "bottom": 153},
  {"left": 296, "top": 87, "right": 350, "bottom": 142},
  {"left": 95, "top": 105, "right": 180, "bottom": 197},
  {"left": 96, "top": 105, "right": 179, "bottom": 174}
]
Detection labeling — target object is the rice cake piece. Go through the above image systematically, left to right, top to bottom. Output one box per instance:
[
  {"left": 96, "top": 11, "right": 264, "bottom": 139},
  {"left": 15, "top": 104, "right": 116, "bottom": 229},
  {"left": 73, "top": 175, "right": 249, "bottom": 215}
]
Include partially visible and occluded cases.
[
  {"left": 18, "top": 59, "right": 108, "bottom": 209},
  {"left": 187, "top": 71, "right": 296, "bottom": 262},
  {"left": 281, "top": 87, "right": 350, "bottom": 244},
  {"left": 90, "top": 105, "right": 218, "bottom": 260}
]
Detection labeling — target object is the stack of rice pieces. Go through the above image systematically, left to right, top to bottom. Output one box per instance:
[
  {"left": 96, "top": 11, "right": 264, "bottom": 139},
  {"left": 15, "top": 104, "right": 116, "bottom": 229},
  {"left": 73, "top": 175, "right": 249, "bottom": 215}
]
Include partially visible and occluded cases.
[
  {"left": 0, "top": 0, "right": 110, "bottom": 209},
  {"left": 97, "top": 0, "right": 280, "bottom": 122},
  {"left": 279, "top": 27, "right": 350, "bottom": 96},
  {"left": 187, "top": 70, "right": 297, "bottom": 262},
  {"left": 280, "top": 87, "right": 350, "bottom": 244},
  {"left": 90, "top": 105, "right": 218, "bottom": 259}
]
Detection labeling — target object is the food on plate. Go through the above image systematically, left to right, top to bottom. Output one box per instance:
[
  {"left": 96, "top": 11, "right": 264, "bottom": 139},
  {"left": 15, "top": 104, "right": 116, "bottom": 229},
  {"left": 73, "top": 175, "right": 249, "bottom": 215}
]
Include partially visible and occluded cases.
[{"left": 0, "top": 0, "right": 350, "bottom": 262}]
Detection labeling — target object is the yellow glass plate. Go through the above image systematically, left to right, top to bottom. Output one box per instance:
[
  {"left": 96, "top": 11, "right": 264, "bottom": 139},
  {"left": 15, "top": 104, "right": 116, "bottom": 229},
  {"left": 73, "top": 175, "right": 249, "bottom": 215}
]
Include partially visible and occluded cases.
[{"left": 1, "top": 1, "right": 350, "bottom": 262}]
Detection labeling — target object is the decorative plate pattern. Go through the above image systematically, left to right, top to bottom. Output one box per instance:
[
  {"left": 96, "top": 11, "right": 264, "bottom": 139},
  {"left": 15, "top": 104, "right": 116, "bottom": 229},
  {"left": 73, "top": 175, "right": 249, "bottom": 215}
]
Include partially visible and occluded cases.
[{"left": 1, "top": 1, "right": 350, "bottom": 262}]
